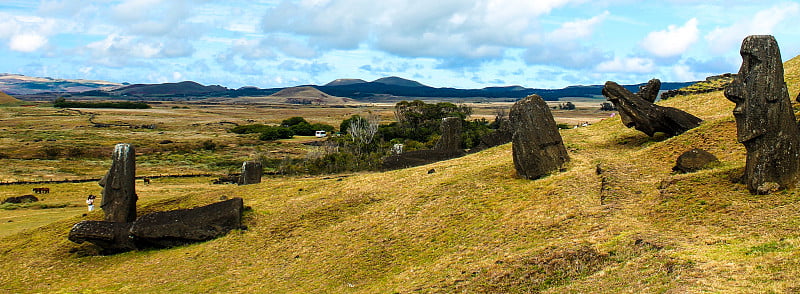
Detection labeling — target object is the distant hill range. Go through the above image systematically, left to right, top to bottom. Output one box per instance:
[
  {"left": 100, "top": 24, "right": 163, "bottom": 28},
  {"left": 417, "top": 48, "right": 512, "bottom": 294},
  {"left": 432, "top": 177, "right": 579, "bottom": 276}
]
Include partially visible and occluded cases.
[
  {"left": 0, "top": 73, "right": 121, "bottom": 95},
  {"left": 2, "top": 73, "right": 698, "bottom": 102}
]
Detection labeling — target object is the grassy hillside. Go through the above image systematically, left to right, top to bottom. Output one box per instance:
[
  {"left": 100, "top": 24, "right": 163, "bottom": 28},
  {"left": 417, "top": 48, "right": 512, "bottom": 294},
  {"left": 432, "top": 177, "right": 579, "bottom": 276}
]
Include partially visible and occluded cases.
[
  {"left": 3, "top": 59, "right": 800, "bottom": 293},
  {"left": 0, "top": 90, "right": 20, "bottom": 104}
]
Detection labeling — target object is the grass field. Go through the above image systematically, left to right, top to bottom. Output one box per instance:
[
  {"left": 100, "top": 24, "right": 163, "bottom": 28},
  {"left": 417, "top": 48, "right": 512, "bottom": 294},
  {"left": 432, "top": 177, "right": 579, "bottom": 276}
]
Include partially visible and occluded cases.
[{"left": 4, "top": 56, "right": 800, "bottom": 293}]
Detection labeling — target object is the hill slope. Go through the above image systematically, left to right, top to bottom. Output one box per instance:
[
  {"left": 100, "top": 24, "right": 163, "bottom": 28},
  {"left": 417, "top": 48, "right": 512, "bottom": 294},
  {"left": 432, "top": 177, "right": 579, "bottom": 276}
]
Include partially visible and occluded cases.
[
  {"left": 3, "top": 57, "right": 800, "bottom": 293},
  {"left": 0, "top": 90, "right": 20, "bottom": 104}
]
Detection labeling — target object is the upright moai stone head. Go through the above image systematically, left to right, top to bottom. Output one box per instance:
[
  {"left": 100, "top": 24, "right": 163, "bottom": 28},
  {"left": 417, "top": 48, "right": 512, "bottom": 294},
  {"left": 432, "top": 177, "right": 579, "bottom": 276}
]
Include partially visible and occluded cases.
[
  {"left": 724, "top": 35, "right": 800, "bottom": 194},
  {"left": 509, "top": 94, "right": 569, "bottom": 180},
  {"left": 434, "top": 117, "right": 463, "bottom": 154},
  {"left": 99, "top": 143, "right": 137, "bottom": 222},
  {"left": 239, "top": 161, "right": 263, "bottom": 185}
]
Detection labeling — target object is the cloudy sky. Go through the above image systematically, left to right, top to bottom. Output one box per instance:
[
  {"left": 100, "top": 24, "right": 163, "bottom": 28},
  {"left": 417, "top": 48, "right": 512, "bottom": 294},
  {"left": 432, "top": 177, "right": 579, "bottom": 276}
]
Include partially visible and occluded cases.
[{"left": 1, "top": 0, "right": 799, "bottom": 89}]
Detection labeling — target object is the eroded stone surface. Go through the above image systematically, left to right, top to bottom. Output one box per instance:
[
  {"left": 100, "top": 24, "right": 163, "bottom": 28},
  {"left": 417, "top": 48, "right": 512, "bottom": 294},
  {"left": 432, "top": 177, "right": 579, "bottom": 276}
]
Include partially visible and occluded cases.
[
  {"left": 724, "top": 35, "right": 800, "bottom": 194},
  {"left": 602, "top": 80, "right": 702, "bottom": 137},
  {"left": 510, "top": 94, "right": 569, "bottom": 180},
  {"left": 434, "top": 117, "right": 463, "bottom": 154},
  {"left": 99, "top": 143, "right": 137, "bottom": 222},
  {"left": 673, "top": 148, "right": 719, "bottom": 173},
  {"left": 239, "top": 161, "right": 262, "bottom": 185}
]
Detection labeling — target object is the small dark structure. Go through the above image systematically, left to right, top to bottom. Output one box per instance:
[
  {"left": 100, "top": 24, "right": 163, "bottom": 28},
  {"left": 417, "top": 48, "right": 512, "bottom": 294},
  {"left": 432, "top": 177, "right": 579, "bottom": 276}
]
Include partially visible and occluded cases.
[
  {"left": 725, "top": 35, "right": 800, "bottom": 194},
  {"left": 602, "top": 80, "right": 702, "bottom": 137},
  {"left": 510, "top": 94, "right": 569, "bottom": 180},
  {"left": 382, "top": 117, "right": 465, "bottom": 170},
  {"left": 434, "top": 117, "right": 463, "bottom": 155},
  {"left": 99, "top": 143, "right": 137, "bottom": 222},
  {"left": 673, "top": 149, "right": 719, "bottom": 173},
  {"left": 239, "top": 161, "right": 263, "bottom": 185},
  {"left": 2, "top": 195, "right": 39, "bottom": 204},
  {"left": 68, "top": 198, "right": 245, "bottom": 254}
]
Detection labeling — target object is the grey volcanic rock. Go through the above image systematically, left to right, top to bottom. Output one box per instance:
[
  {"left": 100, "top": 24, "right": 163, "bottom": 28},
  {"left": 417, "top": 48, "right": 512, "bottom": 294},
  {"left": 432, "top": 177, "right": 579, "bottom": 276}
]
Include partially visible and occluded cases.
[
  {"left": 725, "top": 35, "right": 800, "bottom": 194},
  {"left": 638, "top": 78, "right": 661, "bottom": 103},
  {"left": 602, "top": 80, "right": 702, "bottom": 137},
  {"left": 510, "top": 94, "right": 569, "bottom": 180},
  {"left": 434, "top": 117, "right": 463, "bottom": 154},
  {"left": 99, "top": 143, "right": 137, "bottom": 222},
  {"left": 673, "top": 149, "right": 719, "bottom": 173},
  {"left": 239, "top": 161, "right": 262, "bottom": 185},
  {"left": 2, "top": 194, "right": 38, "bottom": 204},
  {"left": 131, "top": 198, "right": 244, "bottom": 248},
  {"left": 68, "top": 221, "right": 136, "bottom": 254}
]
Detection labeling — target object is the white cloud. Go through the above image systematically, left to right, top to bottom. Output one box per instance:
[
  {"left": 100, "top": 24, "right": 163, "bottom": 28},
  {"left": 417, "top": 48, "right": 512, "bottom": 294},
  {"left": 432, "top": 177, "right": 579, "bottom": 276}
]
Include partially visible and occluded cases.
[
  {"left": 705, "top": 3, "right": 800, "bottom": 54},
  {"left": 549, "top": 11, "right": 610, "bottom": 42},
  {"left": 641, "top": 18, "right": 699, "bottom": 58},
  {"left": 9, "top": 34, "right": 48, "bottom": 52},
  {"left": 596, "top": 57, "right": 656, "bottom": 73}
]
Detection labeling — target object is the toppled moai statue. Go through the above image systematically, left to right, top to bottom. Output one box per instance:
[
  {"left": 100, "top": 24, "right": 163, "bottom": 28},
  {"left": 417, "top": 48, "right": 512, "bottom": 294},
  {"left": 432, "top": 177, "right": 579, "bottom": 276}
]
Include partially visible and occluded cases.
[
  {"left": 725, "top": 35, "right": 800, "bottom": 194},
  {"left": 638, "top": 78, "right": 661, "bottom": 103},
  {"left": 602, "top": 80, "right": 702, "bottom": 137},
  {"left": 510, "top": 94, "right": 569, "bottom": 179},
  {"left": 434, "top": 117, "right": 463, "bottom": 155},
  {"left": 99, "top": 143, "right": 137, "bottom": 222},
  {"left": 673, "top": 148, "right": 719, "bottom": 173},
  {"left": 239, "top": 161, "right": 262, "bottom": 185},
  {"left": 69, "top": 198, "right": 244, "bottom": 254},
  {"left": 130, "top": 198, "right": 244, "bottom": 248}
]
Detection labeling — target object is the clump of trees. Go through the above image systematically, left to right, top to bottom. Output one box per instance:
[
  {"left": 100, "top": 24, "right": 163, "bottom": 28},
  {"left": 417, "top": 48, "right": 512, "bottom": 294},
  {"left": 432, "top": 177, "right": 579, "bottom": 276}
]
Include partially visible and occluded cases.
[
  {"left": 53, "top": 97, "right": 151, "bottom": 109},
  {"left": 234, "top": 101, "right": 507, "bottom": 175}
]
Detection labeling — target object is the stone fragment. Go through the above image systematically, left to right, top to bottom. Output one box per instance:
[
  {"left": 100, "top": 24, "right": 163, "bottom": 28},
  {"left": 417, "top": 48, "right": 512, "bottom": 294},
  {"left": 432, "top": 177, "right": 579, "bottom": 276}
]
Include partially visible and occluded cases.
[
  {"left": 724, "top": 35, "right": 800, "bottom": 194},
  {"left": 637, "top": 78, "right": 661, "bottom": 103},
  {"left": 602, "top": 80, "right": 702, "bottom": 137},
  {"left": 509, "top": 94, "right": 569, "bottom": 180},
  {"left": 434, "top": 117, "right": 463, "bottom": 154},
  {"left": 99, "top": 143, "right": 137, "bottom": 222},
  {"left": 673, "top": 148, "right": 719, "bottom": 173},
  {"left": 239, "top": 161, "right": 262, "bottom": 185},
  {"left": 2, "top": 195, "right": 38, "bottom": 204},
  {"left": 130, "top": 198, "right": 244, "bottom": 248},
  {"left": 68, "top": 221, "right": 136, "bottom": 254}
]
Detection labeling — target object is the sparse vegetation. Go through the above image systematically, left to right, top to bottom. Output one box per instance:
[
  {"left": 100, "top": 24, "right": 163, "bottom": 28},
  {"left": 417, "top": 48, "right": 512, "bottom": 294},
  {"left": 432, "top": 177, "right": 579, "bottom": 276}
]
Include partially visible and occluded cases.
[{"left": 53, "top": 97, "right": 151, "bottom": 109}]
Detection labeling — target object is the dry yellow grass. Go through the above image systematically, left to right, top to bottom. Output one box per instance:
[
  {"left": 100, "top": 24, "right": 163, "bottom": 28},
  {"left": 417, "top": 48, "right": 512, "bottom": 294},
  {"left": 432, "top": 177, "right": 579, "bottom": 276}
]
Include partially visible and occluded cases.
[{"left": 2, "top": 61, "right": 800, "bottom": 292}]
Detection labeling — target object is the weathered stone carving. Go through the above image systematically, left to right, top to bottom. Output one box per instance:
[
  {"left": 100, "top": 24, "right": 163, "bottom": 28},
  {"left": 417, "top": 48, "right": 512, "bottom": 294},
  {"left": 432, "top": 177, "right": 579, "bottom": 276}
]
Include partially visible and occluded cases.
[
  {"left": 724, "top": 35, "right": 800, "bottom": 194},
  {"left": 638, "top": 78, "right": 661, "bottom": 103},
  {"left": 602, "top": 80, "right": 702, "bottom": 137},
  {"left": 510, "top": 94, "right": 569, "bottom": 179},
  {"left": 434, "top": 117, "right": 462, "bottom": 154},
  {"left": 99, "top": 143, "right": 137, "bottom": 222},
  {"left": 673, "top": 148, "right": 719, "bottom": 173},
  {"left": 239, "top": 161, "right": 262, "bottom": 185},
  {"left": 68, "top": 198, "right": 244, "bottom": 254},
  {"left": 131, "top": 198, "right": 244, "bottom": 248},
  {"left": 68, "top": 221, "right": 136, "bottom": 254}
]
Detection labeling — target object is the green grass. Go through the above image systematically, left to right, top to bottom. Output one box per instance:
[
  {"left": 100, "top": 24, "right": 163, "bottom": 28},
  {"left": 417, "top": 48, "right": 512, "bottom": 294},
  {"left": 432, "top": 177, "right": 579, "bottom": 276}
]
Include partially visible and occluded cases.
[{"left": 3, "top": 58, "right": 800, "bottom": 292}]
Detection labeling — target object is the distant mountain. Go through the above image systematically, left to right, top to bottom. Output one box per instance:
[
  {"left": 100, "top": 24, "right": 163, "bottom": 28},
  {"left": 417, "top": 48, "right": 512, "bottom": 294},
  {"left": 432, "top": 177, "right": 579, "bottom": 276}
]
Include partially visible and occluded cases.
[
  {"left": 0, "top": 73, "right": 121, "bottom": 95},
  {"left": 3, "top": 73, "right": 699, "bottom": 102},
  {"left": 372, "top": 76, "right": 427, "bottom": 88},
  {"left": 324, "top": 79, "right": 368, "bottom": 87},
  {"left": 112, "top": 81, "right": 227, "bottom": 96}
]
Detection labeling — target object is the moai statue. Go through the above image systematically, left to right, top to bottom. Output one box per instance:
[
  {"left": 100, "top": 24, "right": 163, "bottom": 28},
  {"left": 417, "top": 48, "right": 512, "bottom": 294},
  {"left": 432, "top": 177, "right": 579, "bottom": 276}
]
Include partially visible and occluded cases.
[
  {"left": 725, "top": 35, "right": 800, "bottom": 194},
  {"left": 603, "top": 80, "right": 702, "bottom": 137},
  {"left": 510, "top": 94, "right": 569, "bottom": 179},
  {"left": 434, "top": 117, "right": 463, "bottom": 154},
  {"left": 99, "top": 143, "right": 137, "bottom": 222},
  {"left": 239, "top": 161, "right": 263, "bottom": 185}
]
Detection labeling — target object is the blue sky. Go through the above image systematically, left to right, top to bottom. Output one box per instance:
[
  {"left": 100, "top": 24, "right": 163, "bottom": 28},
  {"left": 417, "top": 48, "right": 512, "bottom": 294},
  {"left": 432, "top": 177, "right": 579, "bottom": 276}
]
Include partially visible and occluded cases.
[{"left": 1, "top": 0, "right": 799, "bottom": 89}]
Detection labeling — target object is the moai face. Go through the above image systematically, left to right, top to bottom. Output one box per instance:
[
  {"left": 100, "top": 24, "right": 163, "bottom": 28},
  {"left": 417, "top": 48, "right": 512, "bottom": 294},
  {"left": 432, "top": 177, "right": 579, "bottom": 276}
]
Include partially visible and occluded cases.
[{"left": 725, "top": 35, "right": 783, "bottom": 143}]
